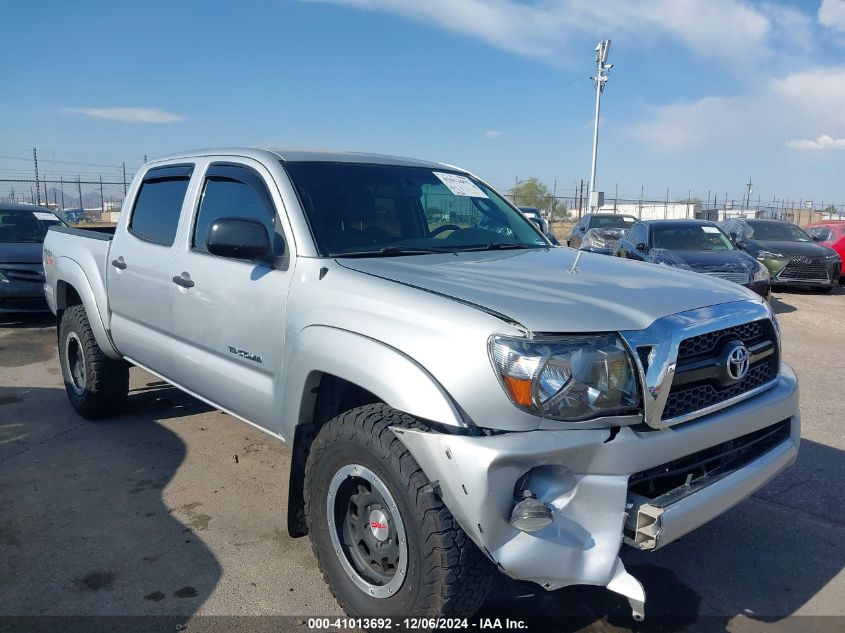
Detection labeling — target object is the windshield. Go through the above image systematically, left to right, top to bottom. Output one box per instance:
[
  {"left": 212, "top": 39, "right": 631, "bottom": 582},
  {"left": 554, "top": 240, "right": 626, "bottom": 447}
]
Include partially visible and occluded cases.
[
  {"left": 283, "top": 162, "right": 547, "bottom": 256},
  {"left": 0, "top": 209, "right": 63, "bottom": 243},
  {"left": 591, "top": 216, "right": 636, "bottom": 229},
  {"left": 747, "top": 221, "right": 811, "bottom": 242},
  {"left": 652, "top": 225, "right": 733, "bottom": 251}
]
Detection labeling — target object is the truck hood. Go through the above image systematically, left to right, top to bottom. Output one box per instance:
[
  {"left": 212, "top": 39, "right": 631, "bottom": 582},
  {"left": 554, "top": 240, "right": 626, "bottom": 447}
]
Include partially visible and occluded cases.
[
  {"left": 0, "top": 242, "right": 43, "bottom": 265},
  {"left": 337, "top": 247, "right": 756, "bottom": 332}
]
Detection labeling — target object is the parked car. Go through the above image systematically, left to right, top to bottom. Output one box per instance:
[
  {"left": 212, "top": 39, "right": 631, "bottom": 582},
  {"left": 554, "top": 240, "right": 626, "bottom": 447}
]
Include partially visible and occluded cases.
[
  {"left": 44, "top": 148, "right": 799, "bottom": 622},
  {"left": 0, "top": 202, "right": 67, "bottom": 313},
  {"left": 519, "top": 206, "right": 559, "bottom": 245},
  {"left": 568, "top": 213, "right": 637, "bottom": 253},
  {"left": 721, "top": 218, "right": 841, "bottom": 293},
  {"left": 614, "top": 219, "right": 771, "bottom": 298},
  {"left": 804, "top": 220, "right": 845, "bottom": 280}
]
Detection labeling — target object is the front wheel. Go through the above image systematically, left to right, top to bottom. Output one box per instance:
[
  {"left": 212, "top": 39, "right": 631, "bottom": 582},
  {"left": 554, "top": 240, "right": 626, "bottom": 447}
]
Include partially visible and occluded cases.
[
  {"left": 58, "top": 305, "right": 129, "bottom": 419},
  {"left": 304, "top": 404, "right": 493, "bottom": 617}
]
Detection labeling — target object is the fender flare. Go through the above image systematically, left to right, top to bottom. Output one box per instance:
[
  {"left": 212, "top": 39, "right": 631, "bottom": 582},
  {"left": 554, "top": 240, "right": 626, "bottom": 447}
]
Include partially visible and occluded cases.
[
  {"left": 54, "top": 258, "right": 121, "bottom": 359},
  {"left": 281, "top": 325, "right": 465, "bottom": 433}
]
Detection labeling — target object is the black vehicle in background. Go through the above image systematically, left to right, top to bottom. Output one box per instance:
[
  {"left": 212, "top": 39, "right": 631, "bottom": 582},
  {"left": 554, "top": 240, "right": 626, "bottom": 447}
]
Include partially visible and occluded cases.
[
  {"left": 0, "top": 202, "right": 67, "bottom": 313},
  {"left": 567, "top": 213, "right": 637, "bottom": 253},
  {"left": 720, "top": 218, "right": 841, "bottom": 293},
  {"left": 614, "top": 219, "right": 771, "bottom": 298}
]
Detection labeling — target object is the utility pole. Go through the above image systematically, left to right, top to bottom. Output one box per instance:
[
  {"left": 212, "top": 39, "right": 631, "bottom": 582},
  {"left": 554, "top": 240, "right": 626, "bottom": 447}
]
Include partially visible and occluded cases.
[
  {"left": 588, "top": 39, "right": 613, "bottom": 211},
  {"left": 33, "top": 148, "right": 41, "bottom": 205},
  {"left": 122, "top": 162, "right": 127, "bottom": 195},
  {"left": 77, "top": 175, "right": 83, "bottom": 210},
  {"left": 99, "top": 175, "right": 105, "bottom": 215},
  {"left": 60, "top": 177, "right": 65, "bottom": 209},
  {"left": 744, "top": 178, "right": 752, "bottom": 211},
  {"left": 551, "top": 179, "right": 557, "bottom": 220}
]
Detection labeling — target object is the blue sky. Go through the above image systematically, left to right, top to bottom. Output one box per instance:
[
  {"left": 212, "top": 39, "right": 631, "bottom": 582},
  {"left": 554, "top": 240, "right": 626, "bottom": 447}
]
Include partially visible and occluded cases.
[{"left": 1, "top": 0, "right": 843, "bottom": 205}]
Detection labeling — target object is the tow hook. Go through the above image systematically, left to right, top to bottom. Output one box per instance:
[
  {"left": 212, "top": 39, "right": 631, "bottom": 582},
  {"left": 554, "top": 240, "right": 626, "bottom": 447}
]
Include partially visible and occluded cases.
[{"left": 606, "top": 558, "right": 646, "bottom": 622}]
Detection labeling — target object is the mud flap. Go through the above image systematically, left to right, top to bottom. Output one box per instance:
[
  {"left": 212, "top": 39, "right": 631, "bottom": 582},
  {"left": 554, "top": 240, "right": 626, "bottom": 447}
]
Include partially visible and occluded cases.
[{"left": 606, "top": 558, "right": 646, "bottom": 621}]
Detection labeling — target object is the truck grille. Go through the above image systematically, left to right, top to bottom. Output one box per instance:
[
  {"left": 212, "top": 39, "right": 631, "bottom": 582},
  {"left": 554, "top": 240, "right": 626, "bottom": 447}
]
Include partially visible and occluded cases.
[
  {"left": 775, "top": 255, "right": 828, "bottom": 282},
  {"left": 704, "top": 271, "right": 750, "bottom": 285},
  {"left": 664, "top": 319, "right": 778, "bottom": 421},
  {"left": 677, "top": 320, "right": 767, "bottom": 361},
  {"left": 663, "top": 358, "right": 777, "bottom": 419},
  {"left": 628, "top": 419, "right": 791, "bottom": 499}
]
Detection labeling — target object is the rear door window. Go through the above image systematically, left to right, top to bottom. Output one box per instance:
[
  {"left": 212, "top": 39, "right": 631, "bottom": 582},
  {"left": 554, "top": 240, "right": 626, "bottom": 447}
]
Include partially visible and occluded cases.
[{"left": 129, "top": 165, "right": 193, "bottom": 246}]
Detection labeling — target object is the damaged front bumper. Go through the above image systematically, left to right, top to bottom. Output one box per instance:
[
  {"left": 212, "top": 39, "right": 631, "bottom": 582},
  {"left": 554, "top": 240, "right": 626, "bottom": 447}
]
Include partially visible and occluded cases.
[{"left": 393, "top": 364, "right": 799, "bottom": 621}]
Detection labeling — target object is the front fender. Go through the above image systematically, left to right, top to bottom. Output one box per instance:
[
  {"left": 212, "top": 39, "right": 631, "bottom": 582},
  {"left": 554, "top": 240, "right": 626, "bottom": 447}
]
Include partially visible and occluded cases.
[
  {"left": 53, "top": 258, "right": 120, "bottom": 360},
  {"left": 281, "top": 325, "right": 465, "bottom": 438}
]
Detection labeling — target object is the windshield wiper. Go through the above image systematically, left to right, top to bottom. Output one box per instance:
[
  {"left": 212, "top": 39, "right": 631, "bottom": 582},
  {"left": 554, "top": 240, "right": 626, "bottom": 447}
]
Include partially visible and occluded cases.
[
  {"left": 458, "top": 242, "right": 545, "bottom": 252},
  {"left": 330, "top": 246, "right": 452, "bottom": 258}
]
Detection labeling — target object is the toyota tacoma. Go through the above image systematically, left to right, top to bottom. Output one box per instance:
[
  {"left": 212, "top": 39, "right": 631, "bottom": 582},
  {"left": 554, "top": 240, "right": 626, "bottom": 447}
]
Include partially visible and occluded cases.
[{"left": 43, "top": 148, "right": 800, "bottom": 621}]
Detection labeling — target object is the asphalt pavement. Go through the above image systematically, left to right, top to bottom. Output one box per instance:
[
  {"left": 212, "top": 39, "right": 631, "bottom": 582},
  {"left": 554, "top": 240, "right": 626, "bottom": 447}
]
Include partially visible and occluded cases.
[{"left": 1, "top": 286, "right": 843, "bottom": 633}]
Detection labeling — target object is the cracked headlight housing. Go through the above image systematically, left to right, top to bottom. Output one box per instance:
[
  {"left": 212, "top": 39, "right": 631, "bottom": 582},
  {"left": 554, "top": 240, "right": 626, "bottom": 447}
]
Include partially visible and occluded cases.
[
  {"left": 752, "top": 260, "right": 770, "bottom": 283},
  {"left": 489, "top": 334, "right": 639, "bottom": 421}
]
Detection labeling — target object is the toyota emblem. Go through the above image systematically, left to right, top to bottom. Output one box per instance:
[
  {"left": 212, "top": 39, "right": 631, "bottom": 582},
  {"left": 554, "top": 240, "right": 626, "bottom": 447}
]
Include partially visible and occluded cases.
[{"left": 726, "top": 345, "right": 750, "bottom": 381}]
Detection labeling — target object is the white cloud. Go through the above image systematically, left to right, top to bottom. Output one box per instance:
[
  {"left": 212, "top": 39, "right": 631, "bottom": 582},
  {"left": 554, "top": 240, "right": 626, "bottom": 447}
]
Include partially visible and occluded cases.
[
  {"left": 308, "top": 0, "right": 777, "bottom": 65},
  {"left": 819, "top": 0, "right": 845, "bottom": 31},
  {"left": 630, "top": 66, "right": 845, "bottom": 153},
  {"left": 61, "top": 107, "right": 187, "bottom": 123},
  {"left": 484, "top": 130, "right": 502, "bottom": 138},
  {"left": 786, "top": 134, "right": 845, "bottom": 150}
]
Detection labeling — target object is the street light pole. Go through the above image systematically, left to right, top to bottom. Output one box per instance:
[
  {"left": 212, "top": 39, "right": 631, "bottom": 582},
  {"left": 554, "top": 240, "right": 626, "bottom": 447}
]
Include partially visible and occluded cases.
[{"left": 588, "top": 40, "right": 612, "bottom": 211}]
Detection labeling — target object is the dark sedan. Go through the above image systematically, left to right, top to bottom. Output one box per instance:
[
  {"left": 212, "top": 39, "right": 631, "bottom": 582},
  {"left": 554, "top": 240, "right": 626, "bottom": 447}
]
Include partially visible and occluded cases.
[
  {"left": 0, "top": 202, "right": 67, "bottom": 313},
  {"left": 721, "top": 218, "right": 841, "bottom": 293},
  {"left": 614, "top": 219, "right": 771, "bottom": 298}
]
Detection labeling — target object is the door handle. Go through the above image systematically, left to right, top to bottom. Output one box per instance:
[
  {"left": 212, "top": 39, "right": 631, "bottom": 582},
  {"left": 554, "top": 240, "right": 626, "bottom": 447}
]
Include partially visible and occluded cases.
[
  {"left": 111, "top": 258, "right": 127, "bottom": 270},
  {"left": 172, "top": 274, "right": 195, "bottom": 289}
]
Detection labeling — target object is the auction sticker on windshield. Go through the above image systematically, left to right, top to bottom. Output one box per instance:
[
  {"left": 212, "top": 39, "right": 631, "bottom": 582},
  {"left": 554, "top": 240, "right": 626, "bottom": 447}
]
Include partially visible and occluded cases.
[
  {"left": 433, "top": 172, "right": 488, "bottom": 198},
  {"left": 34, "top": 212, "right": 57, "bottom": 221},
  {"left": 702, "top": 226, "right": 721, "bottom": 233}
]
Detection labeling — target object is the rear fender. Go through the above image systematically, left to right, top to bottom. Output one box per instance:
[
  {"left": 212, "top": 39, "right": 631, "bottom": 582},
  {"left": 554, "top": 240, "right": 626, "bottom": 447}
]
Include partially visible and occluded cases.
[{"left": 54, "top": 258, "right": 120, "bottom": 359}]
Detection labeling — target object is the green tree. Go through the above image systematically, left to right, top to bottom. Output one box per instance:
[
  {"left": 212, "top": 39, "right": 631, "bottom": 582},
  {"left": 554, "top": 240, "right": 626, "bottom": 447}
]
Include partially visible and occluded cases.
[{"left": 510, "top": 178, "right": 567, "bottom": 219}]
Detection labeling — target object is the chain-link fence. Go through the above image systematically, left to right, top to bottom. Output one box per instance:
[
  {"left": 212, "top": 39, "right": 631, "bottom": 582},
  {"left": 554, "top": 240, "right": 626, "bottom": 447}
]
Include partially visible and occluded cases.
[
  {"left": 2, "top": 173, "right": 842, "bottom": 227},
  {"left": 0, "top": 176, "right": 133, "bottom": 221}
]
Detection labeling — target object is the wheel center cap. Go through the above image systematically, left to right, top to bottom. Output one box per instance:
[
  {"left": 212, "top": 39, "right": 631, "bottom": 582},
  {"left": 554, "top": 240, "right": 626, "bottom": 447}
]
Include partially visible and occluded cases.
[{"left": 368, "top": 509, "right": 389, "bottom": 541}]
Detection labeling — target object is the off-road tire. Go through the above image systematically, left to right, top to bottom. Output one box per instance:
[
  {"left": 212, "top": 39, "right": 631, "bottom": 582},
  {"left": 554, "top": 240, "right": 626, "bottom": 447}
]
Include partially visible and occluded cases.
[
  {"left": 58, "top": 305, "right": 129, "bottom": 419},
  {"left": 304, "top": 403, "right": 493, "bottom": 617}
]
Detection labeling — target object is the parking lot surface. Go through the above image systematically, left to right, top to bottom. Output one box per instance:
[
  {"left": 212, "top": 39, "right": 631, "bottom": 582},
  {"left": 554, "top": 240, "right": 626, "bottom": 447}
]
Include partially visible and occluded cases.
[{"left": 1, "top": 286, "right": 843, "bottom": 632}]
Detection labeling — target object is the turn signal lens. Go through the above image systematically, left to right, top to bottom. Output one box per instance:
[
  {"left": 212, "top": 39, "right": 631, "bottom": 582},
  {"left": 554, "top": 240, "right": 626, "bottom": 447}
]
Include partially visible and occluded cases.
[{"left": 502, "top": 375, "right": 533, "bottom": 406}]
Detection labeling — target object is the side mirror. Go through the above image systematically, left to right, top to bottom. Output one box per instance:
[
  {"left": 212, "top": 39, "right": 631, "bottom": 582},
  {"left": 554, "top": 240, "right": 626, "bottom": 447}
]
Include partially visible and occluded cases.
[
  {"left": 207, "top": 218, "right": 272, "bottom": 261},
  {"left": 579, "top": 226, "right": 586, "bottom": 232},
  {"left": 729, "top": 231, "right": 738, "bottom": 241},
  {"left": 811, "top": 234, "right": 820, "bottom": 241},
  {"left": 636, "top": 242, "right": 648, "bottom": 252}
]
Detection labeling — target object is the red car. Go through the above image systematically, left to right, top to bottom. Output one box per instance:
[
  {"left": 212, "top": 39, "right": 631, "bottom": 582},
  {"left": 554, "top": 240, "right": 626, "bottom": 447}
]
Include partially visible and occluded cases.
[{"left": 805, "top": 221, "right": 845, "bottom": 280}]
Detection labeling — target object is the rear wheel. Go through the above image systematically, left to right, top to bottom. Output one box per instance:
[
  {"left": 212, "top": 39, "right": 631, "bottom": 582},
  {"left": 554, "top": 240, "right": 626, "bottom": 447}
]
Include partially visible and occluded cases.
[
  {"left": 58, "top": 305, "right": 129, "bottom": 419},
  {"left": 304, "top": 404, "right": 493, "bottom": 617}
]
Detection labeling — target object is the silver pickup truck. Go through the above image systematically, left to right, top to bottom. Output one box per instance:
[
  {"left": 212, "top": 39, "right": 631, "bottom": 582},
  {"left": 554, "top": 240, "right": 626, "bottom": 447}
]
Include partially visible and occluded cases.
[{"left": 43, "top": 148, "right": 799, "bottom": 621}]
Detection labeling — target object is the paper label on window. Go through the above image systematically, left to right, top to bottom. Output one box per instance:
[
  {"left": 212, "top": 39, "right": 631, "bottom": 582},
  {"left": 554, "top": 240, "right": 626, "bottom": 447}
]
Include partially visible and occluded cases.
[
  {"left": 433, "top": 172, "right": 488, "bottom": 198},
  {"left": 33, "top": 212, "right": 57, "bottom": 221},
  {"left": 701, "top": 226, "right": 721, "bottom": 233}
]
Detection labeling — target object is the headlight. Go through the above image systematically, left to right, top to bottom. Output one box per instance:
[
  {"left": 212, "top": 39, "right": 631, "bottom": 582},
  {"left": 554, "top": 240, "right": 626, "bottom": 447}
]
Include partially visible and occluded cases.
[
  {"left": 581, "top": 231, "right": 609, "bottom": 250},
  {"left": 756, "top": 250, "right": 784, "bottom": 260},
  {"left": 825, "top": 252, "right": 841, "bottom": 261},
  {"left": 752, "top": 260, "right": 770, "bottom": 282},
  {"left": 0, "top": 269, "right": 9, "bottom": 284},
  {"left": 489, "top": 334, "right": 639, "bottom": 421}
]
